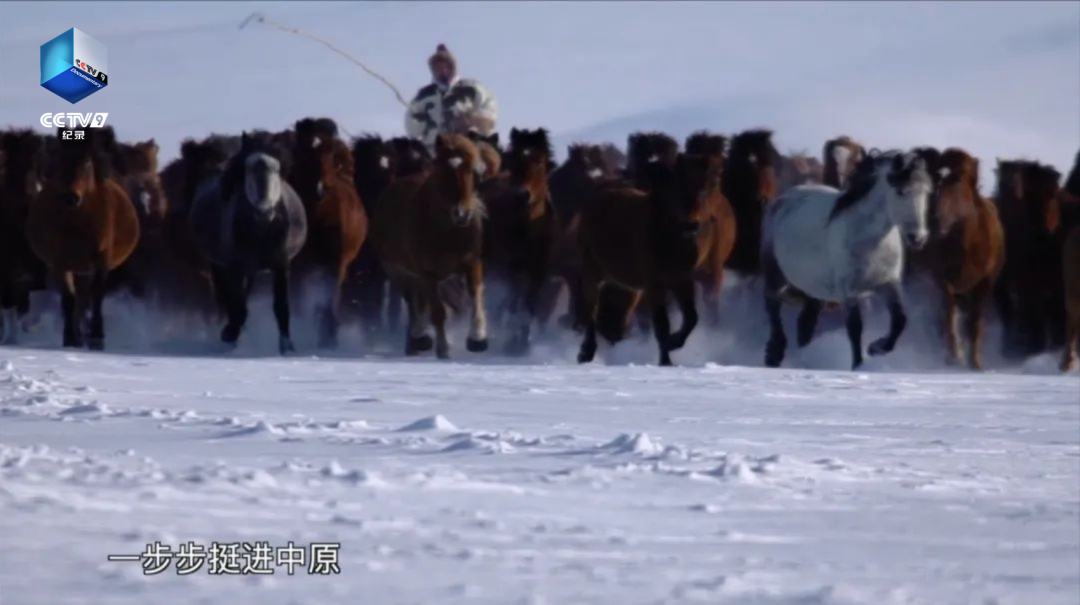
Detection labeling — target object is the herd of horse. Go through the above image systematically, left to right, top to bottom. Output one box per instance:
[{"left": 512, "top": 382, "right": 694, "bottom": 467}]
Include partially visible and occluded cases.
[{"left": 0, "top": 120, "right": 1078, "bottom": 372}]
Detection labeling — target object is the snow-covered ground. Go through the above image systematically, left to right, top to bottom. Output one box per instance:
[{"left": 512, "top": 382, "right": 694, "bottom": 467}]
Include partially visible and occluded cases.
[{"left": 1, "top": 284, "right": 1078, "bottom": 605}]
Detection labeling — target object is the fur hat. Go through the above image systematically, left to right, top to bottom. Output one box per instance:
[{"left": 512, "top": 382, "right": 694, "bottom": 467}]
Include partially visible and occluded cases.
[{"left": 428, "top": 43, "right": 456, "bottom": 71}]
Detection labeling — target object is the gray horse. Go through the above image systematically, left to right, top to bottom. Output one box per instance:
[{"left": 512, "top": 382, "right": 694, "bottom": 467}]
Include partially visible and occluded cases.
[{"left": 190, "top": 131, "right": 307, "bottom": 354}]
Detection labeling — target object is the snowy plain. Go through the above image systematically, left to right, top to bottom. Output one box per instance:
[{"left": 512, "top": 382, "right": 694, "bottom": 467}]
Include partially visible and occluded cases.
[{"left": 1, "top": 280, "right": 1078, "bottom": 605}]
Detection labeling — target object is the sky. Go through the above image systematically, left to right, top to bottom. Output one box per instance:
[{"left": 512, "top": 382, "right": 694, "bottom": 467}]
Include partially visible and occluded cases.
[{"left": 1, "top": 1, "right": 1077, "bottom": 187}]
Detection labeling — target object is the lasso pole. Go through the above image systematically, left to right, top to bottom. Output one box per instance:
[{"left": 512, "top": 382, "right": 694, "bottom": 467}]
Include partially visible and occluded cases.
[{"left": 239, "top": 12, "right": 409, "bottom": 109}]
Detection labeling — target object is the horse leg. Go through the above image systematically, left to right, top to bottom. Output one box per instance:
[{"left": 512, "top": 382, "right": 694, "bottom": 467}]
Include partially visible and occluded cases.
[
  {"left": 763, "top": 253, "right": 787, "bottom": 368},
  {"left": 465, "top": 260, "right": 489, "bottom": 353},
  {"left": 272, "top": 265, "right": 294, "bottom": 355},
  {"left": 87, "top": 266, "right": 107, "bottom": 351},
  {"left": 317, "top": 266, "right": 342, "bottom": 350},
  {"left": 216, "top": 268, "right": 247, "bottom": 347},
  {"left": 576, "top": 270, "right": 601, "bottom": 364},
  {"left": 60, "top": 271, "right": 82, "bottom": 349},
  {"left": 422, "top": 279, "right": 450, "bottom": 360},
  {"left": 667, "top": 279, "right": 698, "bottom": 352},
  {"left": 965, "top": 281, "right": 992, "bottom": 371},
  {"left": 387, "top": 282, "right": 404, "bottom": 334},
  {"left": 867, "top": 282, "right": 907, "bottom": 359},
  {"left": 648, "top": 285, "right": 674, "bottom": 367},
  {"left": 942, "top": 286, "right": 963, "bottom": 366},
  {"left": 796, "top": 298, "right": 823, "bottom": 348},
  {"left": 845, "top": 300, "right": 865, "bottom": 370}
]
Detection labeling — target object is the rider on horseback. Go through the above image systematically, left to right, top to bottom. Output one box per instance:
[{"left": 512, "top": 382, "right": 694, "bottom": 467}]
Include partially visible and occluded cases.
[{"left": 405, "top": 44, "right": 499, "bottom": 153}]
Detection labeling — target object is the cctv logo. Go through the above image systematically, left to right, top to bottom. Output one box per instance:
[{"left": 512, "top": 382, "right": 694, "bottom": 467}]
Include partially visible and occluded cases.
[{"left": 40, "top": 28, "right": 109, "bottom": 104}]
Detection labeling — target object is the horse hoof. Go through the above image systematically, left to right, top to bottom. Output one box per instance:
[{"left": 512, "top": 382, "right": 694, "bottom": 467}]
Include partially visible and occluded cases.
[
  {"left": 221, "top": 324, "right": 242, "bottom": 344},
  {"left": 666, "top": 334, "right": 689, "bottom": 352},
  {"left": 408, "top": 335, "right": 434, "bottom": 353},
  {"left": 87, "top": 337, "right": 104, "bottom": 352},
  {"left": 279, "top": 337, "right": 296, "bottom": 356},
  {"left": 466, "top": 338, "right": 489, "bottom": 353},
  {"left": 868, "top": 339, "right": 893, "bottom": 356},
  {"left": 436, "top": 345, "right": 451, "bottom": 360},
  {"left": 577, "top": 347, "right": 596, "bottom": 364},
  {"left": 659, "top": 356, "right": 674, "bottom": 367},
  {"left": 851, "top": 358, "right": 864, "bottom": 371}
]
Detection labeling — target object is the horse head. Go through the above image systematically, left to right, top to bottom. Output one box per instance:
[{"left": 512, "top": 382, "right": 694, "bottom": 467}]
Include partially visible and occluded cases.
[
  {"left": 292, "top": 117, "right": 343, "bottom": 202},
  {"left": 48, "top": 126, "right": 117, "bottom": 207},
  {"left": 507, "top": 128, "right": 554, "bottom": 201},
  {"left": 726, "top": 129, "right": 779, "bottom": 203},
  {"left": 223, "top": 131, "right": 286, "bottom": 219},
  {"left": 627, "top": 132, "right": 679, "bottom": 191},
  {"left": 433, "top": 133, "right": 482, "bottom": 227},
  {"left": 823, "top": 136, "right": 866, "bottom": 189},
  {"left": 389, "top": 137, "right": 432, "bottom": 178},
  {"left": 116, "top": 139, "right": 164, "bottom": 220},
  {"left": 565, "top": 144, "right": 609, "bottom": 181},
  {"left": 931, "top": 148, "right": 980, "bottom": 236},
  {"left": 883, "top": 151, "right": 933, "bottom": 250},
  {"left": 649, "top": 152, "right": 717, "bottom": 240},
  {"left": 1025, "top": 162, "right": 1062, "bottom": 235}
]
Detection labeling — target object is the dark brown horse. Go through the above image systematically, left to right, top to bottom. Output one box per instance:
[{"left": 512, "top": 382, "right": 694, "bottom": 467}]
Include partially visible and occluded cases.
[
  {"left": 290, "top": 118, "right": 368, "bottom": 349},
  {"left": 25, "top": 127, "right": 140, "bottom": 350},
  {"left": 480, "top": 128, "right": 558, "bottom": 354},
  {"left": 0, "top": 129, "right": 51, "bottom": 343},
  {"left": 723, "top": 129, "right": 781, "bottom": 275},
  {"left": 466, "top": 131, "right": 503, "bottom": 182},
  {"left": 684, "top": 131, "right": 737, "bottom": 326},
  {"left": 625, "top": 132, "right": 679, "bottom": 189},
  {"left": 159, "top": 134, "right": 238, "bottom": 324},
  {"left": 372, "top": 134, "right": 488, "bottom": 358},
  {"left": 345, "top": 135, "right": 432, "bottom": 334},
  {"left": 823, "top": 136, "right": 866, "bottom": 189},
  {"left": 544, "top": 143, "right": 623, "bottom": 332},
  {"left": 922, "top": 148, "right": 1005, "bottom": 369},
  {"left": 1057, "top": 151, "right": 1080, "bottom": 371},
  {"left": 577, "top": 152, "right": 723, "bottom": 366},
  {"left": 993, "top": 159, "right": 1064, "bottom": 359}
]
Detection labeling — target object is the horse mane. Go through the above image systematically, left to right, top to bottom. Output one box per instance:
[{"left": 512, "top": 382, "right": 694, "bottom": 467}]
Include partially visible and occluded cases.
[
  {"left": 295, "top": 117, "right": 339, "bottom": 142},
  {"left": 509, "top": 127, "right": 555, "bottom": 164},
  {"left": 728, "top": 129, "right": 779, "bottom": 166},
  {"left": 627, "top": 131, "right": 679, "bottom": 169},
  {"left": 685, "top": 131, "right": 729, "bottom": 160},
  {"left": 220, "top": 132, "right": 279, "bottom": 201},
  {"left": 388, "top": 137, "right": 432, "bottom": 177},
  {"left": 598, "top": 143, "right": 626, "bottom": 172},
  {"left": 939, "top": 148, "right": 979, "bottom": 192},
  {"left": 828, "top": 152, "right": 896, "bottom": 221}
]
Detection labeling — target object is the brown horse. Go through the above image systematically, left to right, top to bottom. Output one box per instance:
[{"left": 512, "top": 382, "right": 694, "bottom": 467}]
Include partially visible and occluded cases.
[
  {"left": 290, "top": 118, "right": 368, "bottom": 349},
  {"left": 25, "top": 127, "right": 140, "bottom": 350},
  {"left": 480, "top": 128, "right": 558, "bottom": 354},
  {"left": 0, "top": 129, "right": 51, "bottom": 343},
  {"left": 723, "top": 129, "right": 781, "bottom": 275},
  {"left": 466, "top": 131, "right": 503, "bottom": 182},
  {"left": 684, "top": 131, "right": 737, "bottom": 326},
  {"left": 371, "top": 133, "right": 488, "bottom": 358},
  {"left": 823, "top": 136, "right": 866, "bottom": 189},
  {"left": 108, "top": 139, "right": 171, "bottom": 302},
  {"left": 922, "top": 148, "right": 1005, "bottom": 369},
  {"left": 1058, "top": 151, "right": 1080, "bottom": 371},
  {"left": 577, "top": 152, "right": 723, "bottom": 366},
  {"left": 993, "top": 159, "right": 1064, "bottom": 359}
]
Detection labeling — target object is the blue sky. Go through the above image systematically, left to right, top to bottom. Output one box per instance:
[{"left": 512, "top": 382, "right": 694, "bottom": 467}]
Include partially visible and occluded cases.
[{"left": 1, "top": 1, "right": 1077, "bottom": 186}]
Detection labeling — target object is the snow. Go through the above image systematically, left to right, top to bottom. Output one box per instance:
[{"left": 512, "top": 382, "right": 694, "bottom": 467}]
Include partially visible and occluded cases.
[{"left": 1, "top": 339, "right": 1078, "bottom": 604}]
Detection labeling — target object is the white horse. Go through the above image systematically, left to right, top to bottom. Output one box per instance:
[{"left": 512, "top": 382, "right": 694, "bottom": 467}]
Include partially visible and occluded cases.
[{"left": 761, "top": 150, "right": 932, "bottom": 369}]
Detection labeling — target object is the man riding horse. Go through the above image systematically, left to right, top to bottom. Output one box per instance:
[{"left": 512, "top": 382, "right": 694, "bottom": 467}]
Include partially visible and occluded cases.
[{"left": 405, "top": 44, "right": 498, "bottom": 153}]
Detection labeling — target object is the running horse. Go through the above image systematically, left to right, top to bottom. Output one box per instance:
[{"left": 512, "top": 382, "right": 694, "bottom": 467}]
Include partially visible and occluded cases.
[
  {"left": 290, "top": 118, "right": 367, "bottom": 349},
  {"left": 25, "top": 127, "right": 140, "bottom": 350},
  {"left": 480, "top": 127, "right": 558, "bottom": 354},
  {"left": 723, "top": 129, "right": 781, "bottom": 276},
  {"left": 684, "top": 130, "right": 737, "bottom": 327},
  {"left": 189, "top": 131, "right": 308, "bottom": 354},
  {"left": 371, "top": 133, "right": 488, "bottom": 359},
  {"left": 923, "top": 148, "right": 1005, "bottom": 369},
  {"left": 762, "top": 150, "right": 932, "bottom": 370},
  {"left": 1057, "top": 150, "right": 1080, "bottom": 372},
  {"left": 577, "top": 152, "right": 724, "bottom": 366}
]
